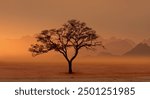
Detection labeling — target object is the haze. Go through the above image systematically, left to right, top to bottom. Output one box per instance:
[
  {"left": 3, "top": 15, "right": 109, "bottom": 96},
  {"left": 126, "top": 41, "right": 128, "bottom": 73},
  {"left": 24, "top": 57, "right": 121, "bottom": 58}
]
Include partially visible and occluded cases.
[
  {"left": 0, "top": 0, "right": 150, "bottom": 42},
  {"left": 0, "top": 0, "right": 150, "bottom": 62}
]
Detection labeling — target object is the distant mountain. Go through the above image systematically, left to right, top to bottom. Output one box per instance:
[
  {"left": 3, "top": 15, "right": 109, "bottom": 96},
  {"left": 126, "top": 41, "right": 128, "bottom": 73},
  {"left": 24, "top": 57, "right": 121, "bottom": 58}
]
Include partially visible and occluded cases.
[
  {"left": 100, "top": 37, "right": 136, "bottom": 55},
  {"left": 143, "top": 38, "right": 150, "bottom": 46},
  {"left": 123, "top": 43, "right": 150, "bottom": 56}
]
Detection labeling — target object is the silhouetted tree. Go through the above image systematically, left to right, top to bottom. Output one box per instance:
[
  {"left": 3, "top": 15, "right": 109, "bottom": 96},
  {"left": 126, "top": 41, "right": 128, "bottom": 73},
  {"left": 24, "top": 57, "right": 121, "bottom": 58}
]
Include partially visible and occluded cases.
[{"left": 29, "top": 19, "right": 103, "bottom": 74}]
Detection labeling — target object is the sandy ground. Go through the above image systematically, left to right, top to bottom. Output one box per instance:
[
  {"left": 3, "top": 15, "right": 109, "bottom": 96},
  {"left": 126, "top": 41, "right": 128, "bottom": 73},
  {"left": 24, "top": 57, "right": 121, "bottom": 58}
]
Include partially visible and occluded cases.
[{"left": 0, "top": 57, "right": 150, "bottom": 82}]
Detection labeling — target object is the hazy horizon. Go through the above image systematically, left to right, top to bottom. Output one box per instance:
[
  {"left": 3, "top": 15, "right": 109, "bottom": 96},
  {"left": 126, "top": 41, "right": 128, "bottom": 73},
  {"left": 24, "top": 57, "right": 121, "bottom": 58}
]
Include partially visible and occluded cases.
[{"left": 0, "top": 35, "right": 150, "bottom": 60}]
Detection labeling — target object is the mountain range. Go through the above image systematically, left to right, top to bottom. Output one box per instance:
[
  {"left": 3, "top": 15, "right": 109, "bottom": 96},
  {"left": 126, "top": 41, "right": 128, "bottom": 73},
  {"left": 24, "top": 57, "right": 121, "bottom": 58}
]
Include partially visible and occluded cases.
[
  {"left": 0, "top": 36, "right": 150, "bottom": 57},
  {"left": 98, "top": 37, "right": 136, "bottom": 55},
  {"left": 124, "top": 43, "right": 150, "bottom": 56}
]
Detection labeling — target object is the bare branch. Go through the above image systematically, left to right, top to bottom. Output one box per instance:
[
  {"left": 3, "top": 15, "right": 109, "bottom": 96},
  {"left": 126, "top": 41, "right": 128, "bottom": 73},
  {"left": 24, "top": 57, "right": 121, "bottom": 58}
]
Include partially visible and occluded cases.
[{"left": 29, "top": 19, "right": 104, "bottom": 62}]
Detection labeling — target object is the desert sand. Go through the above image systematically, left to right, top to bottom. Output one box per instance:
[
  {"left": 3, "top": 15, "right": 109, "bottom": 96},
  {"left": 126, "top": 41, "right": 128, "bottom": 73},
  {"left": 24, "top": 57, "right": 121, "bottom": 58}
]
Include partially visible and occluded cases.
[{"left": 0, "top": 57, "right": 150, "bottom": 82}]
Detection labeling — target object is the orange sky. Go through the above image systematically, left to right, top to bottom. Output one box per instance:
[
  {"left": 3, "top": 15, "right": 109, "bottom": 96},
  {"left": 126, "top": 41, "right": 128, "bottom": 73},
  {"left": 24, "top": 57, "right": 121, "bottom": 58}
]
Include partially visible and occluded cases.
[{"left": 0, "top": 0, "right": 150, "bottom": 42}]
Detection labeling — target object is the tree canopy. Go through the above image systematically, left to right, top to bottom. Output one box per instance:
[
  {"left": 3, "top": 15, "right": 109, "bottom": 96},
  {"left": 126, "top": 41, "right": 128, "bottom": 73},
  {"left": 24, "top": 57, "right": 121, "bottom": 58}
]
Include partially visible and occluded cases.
[{"left": 29, "top": 19, "right": 103, "bottom": 73}]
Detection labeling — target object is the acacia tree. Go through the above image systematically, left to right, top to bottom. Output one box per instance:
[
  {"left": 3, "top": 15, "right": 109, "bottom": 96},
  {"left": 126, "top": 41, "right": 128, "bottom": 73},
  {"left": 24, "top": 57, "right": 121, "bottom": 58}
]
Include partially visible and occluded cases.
[{"left": 29, "top": 19, "right": 103, "bottom": 74}]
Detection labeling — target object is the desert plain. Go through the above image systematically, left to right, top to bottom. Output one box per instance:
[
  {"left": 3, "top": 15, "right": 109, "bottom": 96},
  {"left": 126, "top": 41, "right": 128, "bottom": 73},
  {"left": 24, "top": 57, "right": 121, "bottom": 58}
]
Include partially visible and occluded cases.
[{"left": 0, "top": 56, "right": 149, "bottom": 82}]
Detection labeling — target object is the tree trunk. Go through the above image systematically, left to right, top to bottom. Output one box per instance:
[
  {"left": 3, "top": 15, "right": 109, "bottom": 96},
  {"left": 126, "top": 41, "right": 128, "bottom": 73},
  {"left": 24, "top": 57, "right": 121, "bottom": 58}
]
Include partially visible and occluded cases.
[{"left": 68, "top": 61, "right": 72, "bottom": 74}]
